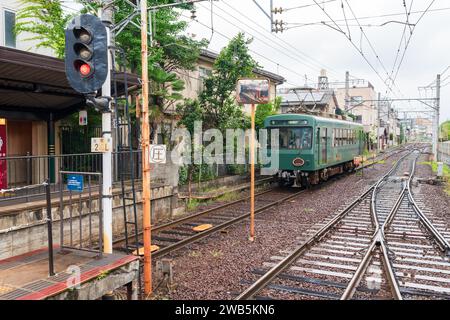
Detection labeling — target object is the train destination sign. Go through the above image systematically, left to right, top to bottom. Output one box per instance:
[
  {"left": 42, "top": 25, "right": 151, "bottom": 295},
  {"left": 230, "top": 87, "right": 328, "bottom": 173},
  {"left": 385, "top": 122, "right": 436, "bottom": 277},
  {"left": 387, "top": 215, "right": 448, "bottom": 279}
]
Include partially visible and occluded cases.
[{"left": 236, "top": 79, "right": 270, "bottom": 105}]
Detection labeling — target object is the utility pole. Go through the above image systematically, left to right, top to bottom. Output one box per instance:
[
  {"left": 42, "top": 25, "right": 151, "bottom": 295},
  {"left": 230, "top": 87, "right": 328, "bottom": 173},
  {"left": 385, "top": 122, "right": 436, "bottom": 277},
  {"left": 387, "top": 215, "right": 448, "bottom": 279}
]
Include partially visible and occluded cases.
[
  {"left": 141, "top": 0, "right": 153, "bottom": 296},
  {"left": 101, "top": 1, "right": 114, "bottom": 254},
  {"left": 345, "top": 71, "right": 350, "bottom": 112},
  {"left": 434, "top": 74, "right": 441, "bottom": 160},
  {"left": 377, "top": 92, "right": 381, "bottom": 151}
]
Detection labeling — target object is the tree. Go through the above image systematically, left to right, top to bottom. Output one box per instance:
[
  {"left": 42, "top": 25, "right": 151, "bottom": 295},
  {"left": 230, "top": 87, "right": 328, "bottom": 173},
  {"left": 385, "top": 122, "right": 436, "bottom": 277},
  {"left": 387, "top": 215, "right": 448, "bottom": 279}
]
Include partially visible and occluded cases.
[
  {"left": 15, "top": 0, "right": 72, "bottom": 58},
  {"left": 16, "top": 0, "right": 208, "bottom": 143},
  {"left": 113, "top": 0, "right": 208, "bottom": 141},
  {"left": 200, "top": 33, "right": 260, "bottom": 131},
  {"left": 255, "top": 96, "right": 281, "bottom": 131},
  {"left": 176, "top": 99, "right": 203, "bottom": 198},
  {"left": 440, "top": 120, "right": 450, "bottom": 141}
]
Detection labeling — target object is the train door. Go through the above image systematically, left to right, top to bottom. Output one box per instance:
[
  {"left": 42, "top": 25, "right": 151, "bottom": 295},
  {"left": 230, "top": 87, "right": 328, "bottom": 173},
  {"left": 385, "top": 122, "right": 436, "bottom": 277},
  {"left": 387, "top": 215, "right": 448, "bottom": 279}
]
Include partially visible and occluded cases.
[
  {"left": 316, "top": 127, "right": 320, "bottom": 165},
  {"left": 321, "top": 128, "right": 327, "bottom": 165}
]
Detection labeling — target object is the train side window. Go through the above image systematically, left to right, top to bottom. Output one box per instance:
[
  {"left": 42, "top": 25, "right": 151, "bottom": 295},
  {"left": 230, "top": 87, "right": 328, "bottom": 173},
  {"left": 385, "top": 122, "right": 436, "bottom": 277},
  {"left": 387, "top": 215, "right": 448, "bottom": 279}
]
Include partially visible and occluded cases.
[
  {"left": 334, "top": 128, "right": 338, "bottom": 147},
  {"left": 331, "top": 129, "right": 336, "bottom": 147}
]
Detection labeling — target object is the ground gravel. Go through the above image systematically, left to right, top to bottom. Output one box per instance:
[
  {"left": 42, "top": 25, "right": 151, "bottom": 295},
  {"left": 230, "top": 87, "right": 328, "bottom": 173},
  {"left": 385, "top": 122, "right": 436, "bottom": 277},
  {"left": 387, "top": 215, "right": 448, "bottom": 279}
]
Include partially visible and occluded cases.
[{"left": 153, "top": 151, "right": 411, "bottom": 300}]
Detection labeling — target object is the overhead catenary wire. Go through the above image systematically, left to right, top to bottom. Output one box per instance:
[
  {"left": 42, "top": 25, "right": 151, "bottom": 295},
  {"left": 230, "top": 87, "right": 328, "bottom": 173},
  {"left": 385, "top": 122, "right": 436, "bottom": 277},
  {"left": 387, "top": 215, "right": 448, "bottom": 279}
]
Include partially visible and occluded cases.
[
  {"left": 283, "top": 0, "right": 340, "bottom": 12},
  {"left": 310, "top": 0, "right": 400, "bottom": 99},
  {"left": 343, "top": 0, "right": 405, "bottom": 99},
  {"left": 390, "top": 0, "right": 436, "bottom": 89},
  {"left": 218, "top": 1, "right": 347, "bottom": 80},
  {"left": 198, "top": 2, "right": 343, "bottom": 81},
  {"left": 285, "top": 6, "right": 450, "bottom": 26},
  {"left": 182, "top": 13, "right": 305, "bottom": 87}
]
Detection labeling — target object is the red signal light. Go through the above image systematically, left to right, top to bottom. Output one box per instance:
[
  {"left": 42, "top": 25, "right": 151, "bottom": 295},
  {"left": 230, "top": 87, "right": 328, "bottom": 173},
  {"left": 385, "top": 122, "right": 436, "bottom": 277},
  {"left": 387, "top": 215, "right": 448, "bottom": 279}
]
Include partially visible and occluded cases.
[{"left": 79, "top": 63, "right": 91, "bottom": 77}]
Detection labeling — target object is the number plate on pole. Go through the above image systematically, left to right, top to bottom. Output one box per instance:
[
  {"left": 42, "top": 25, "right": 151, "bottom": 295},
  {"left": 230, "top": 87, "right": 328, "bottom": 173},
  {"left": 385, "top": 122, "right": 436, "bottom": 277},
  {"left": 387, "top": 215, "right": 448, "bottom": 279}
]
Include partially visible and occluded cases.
[{"left": 91, "top": 138, "right": 112, "bottom": 153}]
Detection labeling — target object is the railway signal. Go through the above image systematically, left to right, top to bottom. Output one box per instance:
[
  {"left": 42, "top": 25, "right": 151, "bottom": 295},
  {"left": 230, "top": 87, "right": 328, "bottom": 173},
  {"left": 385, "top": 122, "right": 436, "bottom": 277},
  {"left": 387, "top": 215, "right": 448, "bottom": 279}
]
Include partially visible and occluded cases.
[{"left": 64, "top": 14, "right": 108, "bottom": 94}]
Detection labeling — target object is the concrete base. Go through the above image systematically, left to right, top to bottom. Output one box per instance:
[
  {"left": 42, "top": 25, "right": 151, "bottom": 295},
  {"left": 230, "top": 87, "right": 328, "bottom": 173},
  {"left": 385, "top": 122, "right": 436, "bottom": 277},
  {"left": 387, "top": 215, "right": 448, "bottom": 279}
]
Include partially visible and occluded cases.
[{"left": 0, "top": 247, "right": 139, "bottom": 300}]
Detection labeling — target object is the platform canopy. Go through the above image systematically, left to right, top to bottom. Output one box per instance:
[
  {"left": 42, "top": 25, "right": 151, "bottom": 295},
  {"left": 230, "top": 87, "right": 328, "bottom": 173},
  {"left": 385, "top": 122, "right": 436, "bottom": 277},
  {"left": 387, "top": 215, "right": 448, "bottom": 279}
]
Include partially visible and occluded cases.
[{"left": 0, "top": 46, "right": 139, "bottom": 121}]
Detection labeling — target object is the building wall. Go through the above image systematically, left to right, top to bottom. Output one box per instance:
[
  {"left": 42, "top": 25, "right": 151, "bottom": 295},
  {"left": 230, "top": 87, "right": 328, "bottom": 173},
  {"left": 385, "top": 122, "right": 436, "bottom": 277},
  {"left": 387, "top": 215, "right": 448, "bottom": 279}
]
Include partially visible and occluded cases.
[
  {"left": 0, "top": 0, "right": 54, "bottom": 56},
  {"left": 176, "top": 56, "right": 280, "bottom": 117},
  {"left": 335, "top": 86, "right": 378, "bottom": 133}
]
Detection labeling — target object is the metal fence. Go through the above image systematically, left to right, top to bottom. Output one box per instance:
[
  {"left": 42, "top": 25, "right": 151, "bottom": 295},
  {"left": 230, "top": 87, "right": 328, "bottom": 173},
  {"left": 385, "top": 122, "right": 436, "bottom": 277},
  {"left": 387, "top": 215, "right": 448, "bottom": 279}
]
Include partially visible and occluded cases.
[
  {"left": 438, "top": 142, "right": 450, "bottom": 165},
  {"left": 0, "top": 151, "right": 142, "bottom": 203},
  {"left": 59, "top": 171, "right": 103, "bottom": 256}
]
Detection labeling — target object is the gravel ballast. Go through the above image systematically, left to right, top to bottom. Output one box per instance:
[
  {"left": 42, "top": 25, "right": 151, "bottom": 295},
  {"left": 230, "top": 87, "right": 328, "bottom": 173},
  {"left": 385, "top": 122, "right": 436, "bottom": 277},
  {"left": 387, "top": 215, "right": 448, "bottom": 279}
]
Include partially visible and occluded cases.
[{"left": 154, "top": 150, "right": 418, "bottom": 300}]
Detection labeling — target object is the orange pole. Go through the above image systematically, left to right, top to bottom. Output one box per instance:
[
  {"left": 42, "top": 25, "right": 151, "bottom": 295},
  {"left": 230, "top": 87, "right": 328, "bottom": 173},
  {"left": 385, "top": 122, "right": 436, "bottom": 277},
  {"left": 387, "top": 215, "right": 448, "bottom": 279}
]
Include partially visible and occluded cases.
[
  {"left": 141, "top": 0, "right": 152, "bottom": 296},
  {"left": 250, "top": 103, "right": 256, "bottom": 241}
]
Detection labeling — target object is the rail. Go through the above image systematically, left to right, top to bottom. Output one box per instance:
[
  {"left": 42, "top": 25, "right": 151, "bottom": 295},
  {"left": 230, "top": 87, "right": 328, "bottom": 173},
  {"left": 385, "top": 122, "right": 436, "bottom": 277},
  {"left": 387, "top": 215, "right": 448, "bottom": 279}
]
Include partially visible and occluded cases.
[{"left": 236, "top": 147, "right": 413, "bottom": 300}]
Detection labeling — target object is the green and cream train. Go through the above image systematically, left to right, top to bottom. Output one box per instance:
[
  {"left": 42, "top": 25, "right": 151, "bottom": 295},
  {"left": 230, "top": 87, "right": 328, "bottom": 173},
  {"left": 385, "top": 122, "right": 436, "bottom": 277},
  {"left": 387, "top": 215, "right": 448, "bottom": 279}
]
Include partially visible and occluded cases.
[{"left": 262, "top": 113, "right": 365, "bottom": 187}]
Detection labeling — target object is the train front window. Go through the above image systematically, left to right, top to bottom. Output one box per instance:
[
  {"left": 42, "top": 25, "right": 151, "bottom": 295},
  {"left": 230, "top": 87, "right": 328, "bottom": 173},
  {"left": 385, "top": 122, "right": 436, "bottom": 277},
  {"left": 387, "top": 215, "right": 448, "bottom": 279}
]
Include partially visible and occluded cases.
[{"left": 277, "top": 127, "right": 312, "bottom": 150}]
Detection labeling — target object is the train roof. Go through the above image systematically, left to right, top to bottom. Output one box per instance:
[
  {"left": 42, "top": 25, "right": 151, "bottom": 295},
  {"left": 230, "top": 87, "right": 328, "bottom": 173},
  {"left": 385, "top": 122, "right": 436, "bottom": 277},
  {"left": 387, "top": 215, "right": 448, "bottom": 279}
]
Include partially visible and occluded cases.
[{"left": 264, "top": 113, "right": 363, "bottom": 127}]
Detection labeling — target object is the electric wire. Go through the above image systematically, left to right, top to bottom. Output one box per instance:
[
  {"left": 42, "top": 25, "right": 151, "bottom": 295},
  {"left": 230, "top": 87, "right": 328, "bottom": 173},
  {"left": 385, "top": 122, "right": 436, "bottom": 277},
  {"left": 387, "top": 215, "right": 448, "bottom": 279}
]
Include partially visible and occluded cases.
[
  {"left": 219, "top": 1, "right": 347, "bottom": 80},
  {"left": 199, "top": 2, "right": 343, "bottom": 81},
  {"left": 182, "top": 13, "right": 304, "bottom": 87}
]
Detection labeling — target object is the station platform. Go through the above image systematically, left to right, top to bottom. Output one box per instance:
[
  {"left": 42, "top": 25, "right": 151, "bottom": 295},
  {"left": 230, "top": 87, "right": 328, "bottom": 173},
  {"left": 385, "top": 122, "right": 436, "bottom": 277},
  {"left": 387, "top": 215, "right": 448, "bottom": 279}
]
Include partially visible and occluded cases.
[{"left": 0, "top": 247, "right": 139, "bottom": 300}]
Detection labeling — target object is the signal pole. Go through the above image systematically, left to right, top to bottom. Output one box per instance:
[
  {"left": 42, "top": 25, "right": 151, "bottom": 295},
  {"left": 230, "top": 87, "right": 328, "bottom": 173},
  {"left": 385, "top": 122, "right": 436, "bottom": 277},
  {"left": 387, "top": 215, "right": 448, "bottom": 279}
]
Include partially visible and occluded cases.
[
  {"left": 141, "top": 0, "right": 153, "bottom": 296},
  {"left": 101, "top": 1, "right": 114, "bottom": 254},
  {"left": 345, "top": 71, "right": 350, "bottom": 112},
  {"left": 434, "top": 74, "right": 441, "bottom": 161}
]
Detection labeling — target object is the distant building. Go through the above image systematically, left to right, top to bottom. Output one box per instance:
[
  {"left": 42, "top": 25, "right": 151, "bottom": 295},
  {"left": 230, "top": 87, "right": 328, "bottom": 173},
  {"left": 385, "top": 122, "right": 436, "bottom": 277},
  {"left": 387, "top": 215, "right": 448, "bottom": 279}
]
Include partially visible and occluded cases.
[
  {"left": 278, "top": 70, "right": 338, "bottom": 116},
  {"left": 335, "top": 80, "right": 378, "bottom": 138},
  {"left": 278, "top": 88, "right": 339, "bottom": 115},
  {"left": 378, "top": 99, "right": 401, "bottom": 149},
  {"left": 410, "top": 117, "right": 433, "bottom": 142}
]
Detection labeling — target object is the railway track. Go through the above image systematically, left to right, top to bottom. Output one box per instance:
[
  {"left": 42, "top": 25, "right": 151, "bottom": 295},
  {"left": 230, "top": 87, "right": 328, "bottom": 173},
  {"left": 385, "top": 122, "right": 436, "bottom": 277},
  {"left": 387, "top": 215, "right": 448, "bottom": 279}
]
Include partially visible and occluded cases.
[
  {"left": 113, "top": 145, "right": 409, "bottom": 260},
  {"left": 237, "top": 147, "right": 450, "bottom": 300},
  {"left": 114, "top": 187, "right": 305, "bottom": 258}
]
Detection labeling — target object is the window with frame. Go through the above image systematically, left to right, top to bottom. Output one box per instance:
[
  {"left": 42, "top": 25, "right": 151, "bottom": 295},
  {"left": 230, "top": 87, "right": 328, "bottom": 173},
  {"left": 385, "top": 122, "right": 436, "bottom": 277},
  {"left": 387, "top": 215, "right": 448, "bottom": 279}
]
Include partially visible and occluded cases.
[
  {"left": 4, "top": 10, "right": 16, "bottom": 48},
  {"left": 198, "top": 67, "right": 212, "bottom": 93}
]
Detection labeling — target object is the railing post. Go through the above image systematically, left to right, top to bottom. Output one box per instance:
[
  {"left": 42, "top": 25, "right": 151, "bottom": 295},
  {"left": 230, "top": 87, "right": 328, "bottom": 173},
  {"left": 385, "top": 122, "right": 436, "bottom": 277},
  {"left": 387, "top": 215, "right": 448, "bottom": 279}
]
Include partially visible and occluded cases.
[
  {"left": 26, "top": 151, "right": 32, "bottom": 185},
  {"left": 45, "top": 179, "right": 55, "bottom": 276}
]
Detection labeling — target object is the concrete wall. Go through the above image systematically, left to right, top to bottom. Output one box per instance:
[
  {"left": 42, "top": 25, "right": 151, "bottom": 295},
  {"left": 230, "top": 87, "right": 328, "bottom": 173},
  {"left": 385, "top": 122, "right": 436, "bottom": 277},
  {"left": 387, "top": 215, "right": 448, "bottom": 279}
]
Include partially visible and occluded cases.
[{"left": 0, "top": 184, "right": 180, "bottom": 260}]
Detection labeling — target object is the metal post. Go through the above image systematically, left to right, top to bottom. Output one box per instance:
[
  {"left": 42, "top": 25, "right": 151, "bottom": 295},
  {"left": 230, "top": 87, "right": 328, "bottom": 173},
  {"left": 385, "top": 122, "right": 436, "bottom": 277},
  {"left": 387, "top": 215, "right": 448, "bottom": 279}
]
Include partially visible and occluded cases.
[
  {"left": 141, "top": 0, "right": 153, "bottom": 296},
  {"left": 100, "top": 4, "right": 113, "bottom": 254},
  {"left": 345, "top": 71, "right": 350, "bottom": 112},
  {"left": 435, "top": 74, "right": 441, "bottom": 161},
  {"left": 377, "top": 92, "right": 381, "bottom": 151},
  {"left": 249, "top": 104, "right": 256, "bottom": 241},
  {"left": 47, "top": 113, "right": 56, "bottom": 183},
  {"left": 45, "top": 179, "right": 55, "bottom": 276}
]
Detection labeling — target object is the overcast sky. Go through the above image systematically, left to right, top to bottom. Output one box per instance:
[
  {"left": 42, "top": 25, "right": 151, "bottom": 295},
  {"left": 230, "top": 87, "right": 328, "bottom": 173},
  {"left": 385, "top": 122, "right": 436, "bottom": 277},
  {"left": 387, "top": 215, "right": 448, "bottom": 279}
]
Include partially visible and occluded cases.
[
  {"left": 66, "top": 0, "right": 450, "bottom": 123},
  {"left": 181, "top": 0, "right": 449, "bottom": 123}
]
